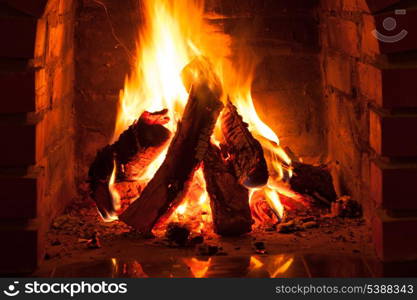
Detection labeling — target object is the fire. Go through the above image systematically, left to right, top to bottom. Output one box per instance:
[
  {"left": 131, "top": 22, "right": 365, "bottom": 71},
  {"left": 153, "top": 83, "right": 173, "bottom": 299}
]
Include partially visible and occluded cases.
[
  {"left": 108, "top": 0, "right": 304, "bottom": 232},
  {"left": 113, "top": 0, "right": 228, "bottom": 139},
  {"left": 103, "top": 160, "right": 121, "bottom": 222}
]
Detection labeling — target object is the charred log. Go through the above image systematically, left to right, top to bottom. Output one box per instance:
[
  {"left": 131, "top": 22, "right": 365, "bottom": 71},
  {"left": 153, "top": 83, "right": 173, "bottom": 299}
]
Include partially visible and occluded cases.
[
  {"left": 119, "top": 80, "right": 224, "bottom": 234},
  {"left": 220, "top": 99, "right": 269, "bottom": 188},
  {"left": 114, "top": 109, "right": 171, "bottom": 181},
  {"left": 88, "top": 110, "right": 171, "bottom": 219},
  {"left": 203, "top": 144, "right": 253, "bottom": 236},
  {"left": 289, "top": 162, "right": 337, "bottom": 205}
]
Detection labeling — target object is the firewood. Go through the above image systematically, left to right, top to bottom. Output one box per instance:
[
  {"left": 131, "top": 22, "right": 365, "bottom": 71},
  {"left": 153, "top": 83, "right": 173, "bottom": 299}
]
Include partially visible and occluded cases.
[
  {"left": 119, "top": 78, "right": 224, "bottom": 235},
  {"left": 220, "top": 99, "right": 269, "bottom": 188},
  {"left": 114, "top": 109, "right": 171, "bottom": 181},
  {"left": 88, "top": 110, "right": 171, "bottom": 218},
  {"left": 203, "top": 143, "right": 253, "bottom": 236},
  {"left": 88, "top": 145, "right": 115, "bottom": 220},
  {"left": 289, "top": 162, "right": 337, "bottom": 205}
]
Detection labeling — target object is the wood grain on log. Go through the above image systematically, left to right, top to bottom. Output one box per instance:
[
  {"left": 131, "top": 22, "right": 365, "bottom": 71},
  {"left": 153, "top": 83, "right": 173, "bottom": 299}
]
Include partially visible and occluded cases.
[
  {"left": 119, "top": 83, "right": 224, "bottom": 234},
  {"left": 221, "top": 100, "right": 269, "bottom": 188},
  {"left": 88, "top": 110, "right": 171, "bottom": 218},
  {"left": 203, "top": 144, "right": 253, "bottom": 236}
]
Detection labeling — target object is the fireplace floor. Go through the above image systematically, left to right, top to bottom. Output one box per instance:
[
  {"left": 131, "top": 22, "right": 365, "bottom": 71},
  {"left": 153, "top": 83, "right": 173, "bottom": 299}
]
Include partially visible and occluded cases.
[{"left": 32, "top": 200, "right": 417, "bottom": 277}]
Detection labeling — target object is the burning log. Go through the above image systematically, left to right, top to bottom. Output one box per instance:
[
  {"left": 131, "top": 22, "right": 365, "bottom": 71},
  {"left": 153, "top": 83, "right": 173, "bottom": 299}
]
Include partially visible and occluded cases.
[
  {"left": 119, "top": 74, "right": 224, "bottom": 235},
  {"left": 220, "top": 100, "right": 269, "bottom": 188},
  {"left": 88, "top": 110, "right": 171, "bottom": 219},
  {"left": 114, "top": 110, "right": 171, "bottom": 181},
  {"left": 203, "top": 143, "right": 253, "bottom": 236},
  {"left": 289, "top": 162, "right": 337, "bottom": 205}
]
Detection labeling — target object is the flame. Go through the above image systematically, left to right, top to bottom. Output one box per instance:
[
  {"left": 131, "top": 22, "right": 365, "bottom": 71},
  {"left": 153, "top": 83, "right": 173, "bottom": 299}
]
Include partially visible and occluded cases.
[
  {"left": 105, "top": 0, "right": 307, "bottom": 231},
  {"left": 113, "top": 0, "right": 229, "bottom": 139},
  {"left": 101, "top": 160, "right": 120, "bottom": 222},
  {"left": 264, "top": 186, "right": 285, "bottom": 220},
  {"left": 250, "top": 256, "right": 264, "bottom": 270}
]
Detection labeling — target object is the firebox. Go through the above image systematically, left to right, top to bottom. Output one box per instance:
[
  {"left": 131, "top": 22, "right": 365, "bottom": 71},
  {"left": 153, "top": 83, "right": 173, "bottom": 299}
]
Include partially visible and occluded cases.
[{"left": 0, "top": 0, "right": 416, "bottom": 277}]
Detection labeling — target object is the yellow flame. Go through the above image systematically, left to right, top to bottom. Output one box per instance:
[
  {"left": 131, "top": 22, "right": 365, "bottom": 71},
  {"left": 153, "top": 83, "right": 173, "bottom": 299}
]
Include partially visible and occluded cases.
[
  {"left": 114, "top": 0, "right": 230, "bottom": 139},
  {"left": 103, "top": 160, "right": 120, "bottom": 222},
  {"left": 264, "top": 186, "right": 285, "bottom": 220},
  {"left": 176, "top": 203, "right": 187, "bottom": 215}
]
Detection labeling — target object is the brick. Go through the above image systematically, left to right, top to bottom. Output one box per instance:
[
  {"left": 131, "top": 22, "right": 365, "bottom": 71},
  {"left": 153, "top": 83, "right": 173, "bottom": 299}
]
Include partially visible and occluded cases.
[
  {"left": 0, "top": 0, "right": 49, "bottom": 17},
  {"left": 320, "top": 0, "right": 342, "bottom": 11},
  {"left": 342, "top": 0, "right": 369, "bottom": 12},
  {"left": 361, "top": 14, "right": 380, "bottom": 58},
  {"left": 0, "top": 15, "right": 37, "bottom": 58},
  {"left": 326, "top": 17, "right": 360, "bottom": 57},
  {"left": 253, "top": 54, "right": 321, "bottom": 92},
  {"left": 325, "top": 54, "right": 352, "bottom": 94},
  {"left": 357, "top": 62, "right": 382, "bottom": 103},
  {"left": 358, "top": 63, "right": 417, "bottom": 108},
  {"left": 0, "top": 70, "right": 36, "bottom": 113},
  {"left": 0, "top": 109, "right": 73, "bottom": 167},
  {"left": 370, "top": 110, "right": 417, "bottom": 157},
  {"left": 0, "top": 125, "right": 36, "bottom": 166},
  {"left": 371, "top": 160, "right": 417, "bottom": 211},
  {"left": 0, "top": 176, "right": 39, "bottom": 218},
  {"left": 373, "top": 209, "right": 417, "bottom": 262},
  {"left": 0, "top": 226, "right": 39, "bottom": 273}
]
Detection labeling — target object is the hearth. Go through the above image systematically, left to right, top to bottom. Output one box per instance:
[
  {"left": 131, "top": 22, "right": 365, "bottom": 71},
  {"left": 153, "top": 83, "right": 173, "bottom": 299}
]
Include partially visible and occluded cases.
[{"left": 0, "top": 0, "right": 416, "bottom": 277}]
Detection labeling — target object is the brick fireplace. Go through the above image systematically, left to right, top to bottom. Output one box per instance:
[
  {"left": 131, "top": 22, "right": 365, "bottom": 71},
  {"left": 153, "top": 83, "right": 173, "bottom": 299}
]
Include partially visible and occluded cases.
[{"left": 0, "top": 0, "right": 416, "bottom": 274}]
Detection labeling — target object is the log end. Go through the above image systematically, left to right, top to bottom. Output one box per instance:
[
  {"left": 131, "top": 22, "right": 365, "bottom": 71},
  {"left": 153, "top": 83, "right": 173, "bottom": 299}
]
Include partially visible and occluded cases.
[{"left": 242, "top": 160, "right": 269, "bottom": 188}]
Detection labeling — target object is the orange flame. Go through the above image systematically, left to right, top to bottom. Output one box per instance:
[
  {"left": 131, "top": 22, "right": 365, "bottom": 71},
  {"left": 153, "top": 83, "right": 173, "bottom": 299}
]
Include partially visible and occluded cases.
[{"left": 101, "top": 160, "right": 120, "bottom": 222}]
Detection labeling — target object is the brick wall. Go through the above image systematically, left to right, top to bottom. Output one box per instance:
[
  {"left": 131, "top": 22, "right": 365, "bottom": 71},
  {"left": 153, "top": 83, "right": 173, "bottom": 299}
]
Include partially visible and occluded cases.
[
  {"left": 0, "top": 0, "right": 76, "bottom": 273},
  {"left": 319, "top": 0, "right": 417, "bottom": 262}
]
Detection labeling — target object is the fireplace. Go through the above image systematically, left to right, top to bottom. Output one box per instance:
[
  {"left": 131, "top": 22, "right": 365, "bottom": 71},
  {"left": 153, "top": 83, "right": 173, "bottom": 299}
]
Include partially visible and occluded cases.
[{"left": 0, "top": 0, "right": 416, "bottom": 277}]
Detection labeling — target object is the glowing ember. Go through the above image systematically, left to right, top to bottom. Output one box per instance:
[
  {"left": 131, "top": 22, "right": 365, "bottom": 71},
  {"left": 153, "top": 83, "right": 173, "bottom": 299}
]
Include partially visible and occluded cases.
[{"left": 106, "top": 0, "right": 307, "bottom": 233}]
